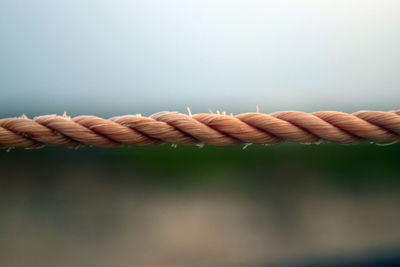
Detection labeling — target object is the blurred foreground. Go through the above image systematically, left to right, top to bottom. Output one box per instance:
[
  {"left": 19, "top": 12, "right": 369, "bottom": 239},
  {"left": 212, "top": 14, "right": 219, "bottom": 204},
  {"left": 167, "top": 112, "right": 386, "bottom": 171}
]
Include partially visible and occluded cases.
[{"left": 0, "top": 143, "right": 400, "bottom": 267}]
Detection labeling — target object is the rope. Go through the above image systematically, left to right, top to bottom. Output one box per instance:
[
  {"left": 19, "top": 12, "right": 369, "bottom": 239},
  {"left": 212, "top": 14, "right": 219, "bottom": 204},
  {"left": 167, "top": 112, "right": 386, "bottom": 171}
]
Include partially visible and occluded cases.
[{"left": 1, "top": 110, "right": 400, "bottom": 149}]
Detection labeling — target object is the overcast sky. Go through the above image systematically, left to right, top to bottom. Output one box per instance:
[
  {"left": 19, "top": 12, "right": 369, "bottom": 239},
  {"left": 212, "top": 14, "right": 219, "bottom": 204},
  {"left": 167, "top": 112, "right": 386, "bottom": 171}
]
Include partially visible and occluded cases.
[{"left": 1, "top": 0, "right": 399, "bottom": 117}]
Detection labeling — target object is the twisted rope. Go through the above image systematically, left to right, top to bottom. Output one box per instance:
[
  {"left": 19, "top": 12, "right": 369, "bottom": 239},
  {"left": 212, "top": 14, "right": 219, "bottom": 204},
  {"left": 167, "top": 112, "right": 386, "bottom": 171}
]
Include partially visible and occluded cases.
[{"left": 1, "top": 110, "right": 400, "bottom": 149}]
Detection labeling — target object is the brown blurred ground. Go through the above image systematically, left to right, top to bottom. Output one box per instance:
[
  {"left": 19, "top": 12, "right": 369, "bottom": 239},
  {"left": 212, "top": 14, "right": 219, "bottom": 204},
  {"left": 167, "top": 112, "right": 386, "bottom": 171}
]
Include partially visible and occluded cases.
[{"left": 0, "top": 144, "right": 399, "bottom": 266}]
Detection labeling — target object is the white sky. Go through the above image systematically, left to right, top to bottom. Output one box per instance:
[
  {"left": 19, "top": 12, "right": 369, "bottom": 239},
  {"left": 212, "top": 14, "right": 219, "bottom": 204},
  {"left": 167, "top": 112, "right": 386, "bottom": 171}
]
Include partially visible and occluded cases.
[{"left": 1, "top": 0, "right": 399, "bottom": 117}]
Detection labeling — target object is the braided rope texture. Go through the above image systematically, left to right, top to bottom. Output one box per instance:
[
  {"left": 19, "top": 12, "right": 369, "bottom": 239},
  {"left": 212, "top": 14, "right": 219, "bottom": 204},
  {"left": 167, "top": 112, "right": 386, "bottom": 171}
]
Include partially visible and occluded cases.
[{"left": 1, "top": 110, "right": 400, "bottom": 149}]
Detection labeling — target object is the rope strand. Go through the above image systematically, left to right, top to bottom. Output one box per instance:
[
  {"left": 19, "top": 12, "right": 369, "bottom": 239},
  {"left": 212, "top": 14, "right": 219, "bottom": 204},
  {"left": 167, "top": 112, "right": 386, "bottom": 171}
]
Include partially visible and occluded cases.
[{"left": 1, "top": 110, "right": 399, "bottom": 149}]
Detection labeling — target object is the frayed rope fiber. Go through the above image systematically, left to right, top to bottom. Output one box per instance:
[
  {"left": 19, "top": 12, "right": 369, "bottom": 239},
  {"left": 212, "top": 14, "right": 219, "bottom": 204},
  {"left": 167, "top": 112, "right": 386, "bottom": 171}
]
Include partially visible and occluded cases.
[{"left": 1, "top": 110, "right": 400, "bottom": 149}]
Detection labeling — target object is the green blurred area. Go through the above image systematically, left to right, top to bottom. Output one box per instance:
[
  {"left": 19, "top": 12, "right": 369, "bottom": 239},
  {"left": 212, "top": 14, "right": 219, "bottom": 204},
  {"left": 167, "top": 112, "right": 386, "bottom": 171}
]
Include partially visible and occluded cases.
[{"left": 2, "top": 143, "right": 399, "bottom": 188}]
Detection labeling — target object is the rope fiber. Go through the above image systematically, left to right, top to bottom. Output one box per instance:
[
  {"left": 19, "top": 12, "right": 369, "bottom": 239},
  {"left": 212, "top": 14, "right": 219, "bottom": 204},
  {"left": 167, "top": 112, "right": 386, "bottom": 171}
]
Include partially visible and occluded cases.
[{"left": 1, "top": 110, "right": 400, "bottom": 149}]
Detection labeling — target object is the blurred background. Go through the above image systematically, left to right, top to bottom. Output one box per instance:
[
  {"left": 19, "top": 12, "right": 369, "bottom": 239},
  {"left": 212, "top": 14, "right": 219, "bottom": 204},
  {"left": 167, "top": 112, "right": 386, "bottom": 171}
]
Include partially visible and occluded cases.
[{"left": 1, "top": 0, "right": 400, "bottom": 266}]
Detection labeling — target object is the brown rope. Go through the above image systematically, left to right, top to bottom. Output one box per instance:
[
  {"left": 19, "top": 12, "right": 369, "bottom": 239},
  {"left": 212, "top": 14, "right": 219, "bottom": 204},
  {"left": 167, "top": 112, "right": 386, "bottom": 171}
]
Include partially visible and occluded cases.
[{"left": 1, "top": 110, "right": 400, "bottom": 149}]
